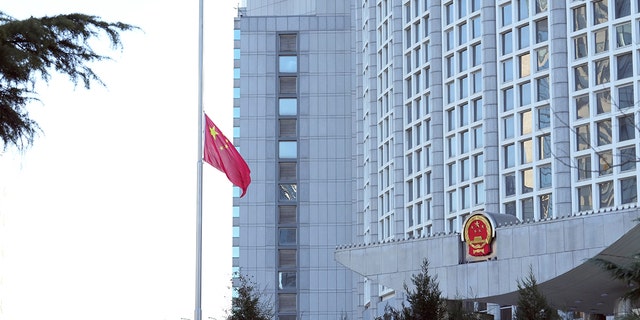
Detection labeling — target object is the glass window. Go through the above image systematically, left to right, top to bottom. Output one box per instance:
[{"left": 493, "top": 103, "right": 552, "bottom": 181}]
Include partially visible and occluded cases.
[
  {"left": 459, "top": 0, "right": 468, "bottom": 17},
  {"left": 473, "top": 0, "right": 482, "bottom": 11},
  {"left": 518, "top": 0, "right": 529, "bottom": 20},
  {"left": 536, "top": 0, "right": 548, "bottom": 13},
  {"left": 593, "top": 0, "right": 609, "bottom": 25},
  {"left": 615, "top": 0, "right": 631, "bottom": 18},
  {"left": 445, "top": 3, "right": 454, "bottom": 24},
  {"left": 502, "top": 4, "right": 513, "bottom": 26},
  {"left": 573, "top": 6, "right": 587, "bottom": 31},
  {"left": 472, "top": 17, "right": 481, "bottom": 39},
  {"left": 536, "top": 19, "right": 548, "bottom": 43},
  {"left": 459, "top": 22, "right": 468, "bottom": 45},
  {"left": 616, "top": 23, "right": 632, "bottom": 47},
  {"left": 519, "top": 25, "right": 530, "bottom": 49},
  {"left": 233, "top": 29, "right": 241, "bottom": 40},
  {"left": 594, "top": 29, "right": 609, "bottom": 54},
  {"left": 446, "top": 30, "right": 454, "bottom": 51},
  {"left": 503, "top": 31, "right": 513, "bottom": 55},
  {"left": 575, "top": 35, "right": 588, "bottom": 59},
  {"left": 472, "top": 44, "right": 482, "bottom": 66},
  {"left": 537, "top": 46, "right": 549, "bottom": 70},
  {"left": 233, "top": 48, "right": 241, "bottom": 59},
  {"left": 460, "top": 49, "right": 468, "bottom": 71},
  {"left": 520, "top": 53, "right": 531, "bottom": 77},
  {"left": 617, "top": 53, "right": 633, "bottom": 80},
  {"left": 447, "top": 55, "right": 454, "bottom": 78},
  {"left": 279, "top": 56, "right": 298, "bottom": 73},
  {"left": 503, "top": 58, "right": 514, "bottom": 82},
  {"left": 595, "top": 58, "right": 610, "bottom": 85},
  {"left": 575, "top": 64, "right": 588, "bottom": 90},
  {"left": 233, "top": 68, "right": 240, "bottom": 79},
  {"left": 473, "top": 71, "right": 482, "bottom": 93},
  {"left": 537, "top": 77, "right": 549, "bottom": 101},
  {"left": 520, "top": 81, "right": 532, "bottom": 106},
  {"left": 447, "top": 82, "right": 455, "bottom": 103},
  {"left": 618, "top": 85, "right": 634, "bottom": 109},
  {"left": 233, "top": 87, "right": 240, "bottom": 99},
  {"left": 504, "top": 87, "right": 514, "bottom": 111},
  {"left": 596, "top": 90, "right": 611, "bottom": 114},
  {"left": 576, "top": 95, "right": 589, "bottom": 119},
  {"left": 279, "top": 98, "right": 298, "bottom": 116},
  {"left": 474, "top": 99, "right": 483, "bottom": 121},
  {"left": 460, "top": 103, "right": 469, "bottom": 126},
  {"left": 538, "top": 105, "right": 550, "bottom": 129},
  {"left": 448, "top": 108, "right": 456, "bottom": 131},
  {"left": 619, "top": 114, "right": 635, "bottom": 141},
  {"left": 505, "top": 116, "right": 515, "bottom": 139},
  {"left": 597, "top": 120, "right": 612, "bottom": 146},
  {"left": 576, "top": 124, "right": 590, "bottom": 151},
  {"left": 474, "top": 127, "right": 483, "bottom": 148},
  {"left": 461, "top": 130, "right": 470, "bottom": 153},
  {"left": 539, "top": 134, "right": 551, "bottom": 159},
  {"left": 449, "top": 136, "right": 457, "bottom": 157},
  {"left": 522, "top": 139, "right": 533, "bottom": 163},
  {"left": 279, "top": 141, "right": 297, "bottom": 158},
  {"left": 505, "top": 143, "right": 515, "bottom": 168},
  {"left": 620, "top": 147, "right": 637, "bottom": 171},
  {"left": 599, "top": 150, "right": 613, "bottom": 175},
  {"left": 474, "top": 154, "right": 484, "bottom": 177},
  {"left": 578, "top": 155, "right": 592, "bottom": 180},
  {"left": 461, "top": 157, "right": 470, "bottom": 180},
  {"left": 448, "top": 162, "right": 457, "bottom": 185},
  {"left": 540, "top": 165, "right": 552, "bottom": 188},
  {"left": 522, "top": 168, "right": 534, "bottom": 193},
  {"left": 505, "top": 173, "right": 516, "bottom": 196},
  {"left": 621, "top": 177, "right": 637, "bottom": 204},
  {"left": 599, "top": 181, "right": 614, "bottom": 208},
  {"left": 475, "top": 182, "right": 485, "bottom": 204},
  {"left": 279, "top": 183, "right": 298, "bottom": 200},
  {"left": 578, "top": 185, "right": 592, "bottom": 211},
  {"left": 540, "top": 194, "right": 552, "bottom": 219},
  {"left": 522, "top": 198, "right": 534, "bottom": 221},
  {"left": 505, "top": 201, "right": 516, "bottom": 215},
  {"left": 279, "top": 228, "right": 297, "bottom": 245},
  {"left": 279, "top": 249, "right": 297, "bottom": 267},
  {"left": 279, "top": 272, "right": 296, "bottom": 290},
  {"left": 279, "top": 293, "right": 296, "bottom": 312}
]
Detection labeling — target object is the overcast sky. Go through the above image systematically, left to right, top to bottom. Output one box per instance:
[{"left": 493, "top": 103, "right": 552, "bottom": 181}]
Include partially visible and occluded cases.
[{"left": 0, "top": 1, "right": 236, "bottom": 320}]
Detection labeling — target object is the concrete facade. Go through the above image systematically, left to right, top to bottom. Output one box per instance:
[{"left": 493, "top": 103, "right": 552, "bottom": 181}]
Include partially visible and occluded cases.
[{"left": 233, "top": 0, "right": 640, "bottom": 319}]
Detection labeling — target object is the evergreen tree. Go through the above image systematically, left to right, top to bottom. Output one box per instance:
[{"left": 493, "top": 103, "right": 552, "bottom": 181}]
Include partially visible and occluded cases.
[
  {"left": 0, "top": 11, "right": 136, "bottom": 150},
  {"left": 592, "top": 254, "right": 640, "bottom": 319},
  {"left": 375, "top": 259, "right": 448, "bottom": 320},
  {"left": 403, "top": 259, "right": 447, "bottom": 320},
  {"left": 515, "top": 269, "right": 559, "bottom": 320},
  {"left": 227, "top": 273, "right": 273, "bottom": 320}
]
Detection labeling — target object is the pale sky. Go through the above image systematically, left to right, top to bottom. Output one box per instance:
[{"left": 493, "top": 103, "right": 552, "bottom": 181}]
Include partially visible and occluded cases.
[{"left": 0, "top": 1, "right": 236, "bottom": 320}]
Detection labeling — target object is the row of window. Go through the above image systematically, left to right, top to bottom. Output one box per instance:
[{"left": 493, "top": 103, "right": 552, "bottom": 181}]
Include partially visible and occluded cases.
[{"left": 276, "top": 33, "right": 298, "bottom": 318}]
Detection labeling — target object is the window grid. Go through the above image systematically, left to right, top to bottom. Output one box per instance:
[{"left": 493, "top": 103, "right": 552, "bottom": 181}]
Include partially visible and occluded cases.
[
  {"left": 498, "top": 0, "right": 551, "bottom": 221},
  {"left": 568, "top": 0, "right": 640, "bottom": 212}
]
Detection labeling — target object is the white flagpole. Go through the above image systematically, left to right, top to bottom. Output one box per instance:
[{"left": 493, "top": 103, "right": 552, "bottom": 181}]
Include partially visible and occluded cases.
[{"left": 195, "top": 0, "right": 204, "bottom": 319}]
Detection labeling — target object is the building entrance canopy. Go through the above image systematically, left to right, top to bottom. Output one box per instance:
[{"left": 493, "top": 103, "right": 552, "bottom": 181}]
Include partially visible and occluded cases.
[{"left": 335, "top": 208, "right": 640, "bottom": 315}]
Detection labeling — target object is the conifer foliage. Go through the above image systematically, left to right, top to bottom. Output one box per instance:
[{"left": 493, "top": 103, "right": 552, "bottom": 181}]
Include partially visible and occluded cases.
[
  {"left": 0, "top": 11, "right": 136, "bottom": 150},
  {"left": 515, "top": 269, "right": 559, "bottom": 320},
  {"left": 227, "top": 273, "right": 273, "bottom": 320}
]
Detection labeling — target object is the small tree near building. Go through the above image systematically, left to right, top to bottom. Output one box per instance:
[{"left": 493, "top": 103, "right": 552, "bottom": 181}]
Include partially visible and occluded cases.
[
  {"left": 375, "top": 259, "right": 448, "bottom": 320},
  {"left": 515, "top": 268, "right": 559, "bottom": 320},
  {"left": 227, "top": 273, "right": 273, "bottom": 320}
]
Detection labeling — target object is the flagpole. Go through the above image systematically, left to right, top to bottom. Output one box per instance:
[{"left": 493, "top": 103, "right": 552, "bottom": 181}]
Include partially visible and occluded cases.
[{"left": 195, "top": 0, "right": 204, "bottom": 318}]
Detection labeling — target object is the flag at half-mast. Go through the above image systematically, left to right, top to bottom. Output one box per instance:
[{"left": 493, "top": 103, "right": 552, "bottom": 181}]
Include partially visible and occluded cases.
[{"left": 203, "top": 113, "right": 251, "bottom": 197}]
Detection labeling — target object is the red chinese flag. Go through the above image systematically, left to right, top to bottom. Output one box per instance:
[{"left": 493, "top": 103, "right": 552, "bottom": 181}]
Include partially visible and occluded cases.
[{"left": 203, "top": 113, "right": 251, "bottom": 197}]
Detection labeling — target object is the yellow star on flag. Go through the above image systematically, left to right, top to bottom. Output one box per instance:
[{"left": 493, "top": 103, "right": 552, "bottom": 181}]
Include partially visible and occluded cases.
[{"left": 209, "top": 126, "right": 218, "bottom": 140}]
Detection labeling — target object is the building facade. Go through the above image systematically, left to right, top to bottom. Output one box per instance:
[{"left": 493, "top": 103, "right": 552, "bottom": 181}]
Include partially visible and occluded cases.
[
  {"left": 233, "top": 0, "right": 640, "bottom": 319},
  {"left": 232, "top": 1, "right": 357, "bottom": 319}
]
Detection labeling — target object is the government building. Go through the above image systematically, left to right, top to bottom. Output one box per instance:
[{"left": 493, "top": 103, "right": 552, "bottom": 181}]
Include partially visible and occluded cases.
[{"left": 231, "top": 0, "right": 640, "bottom": 319}]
